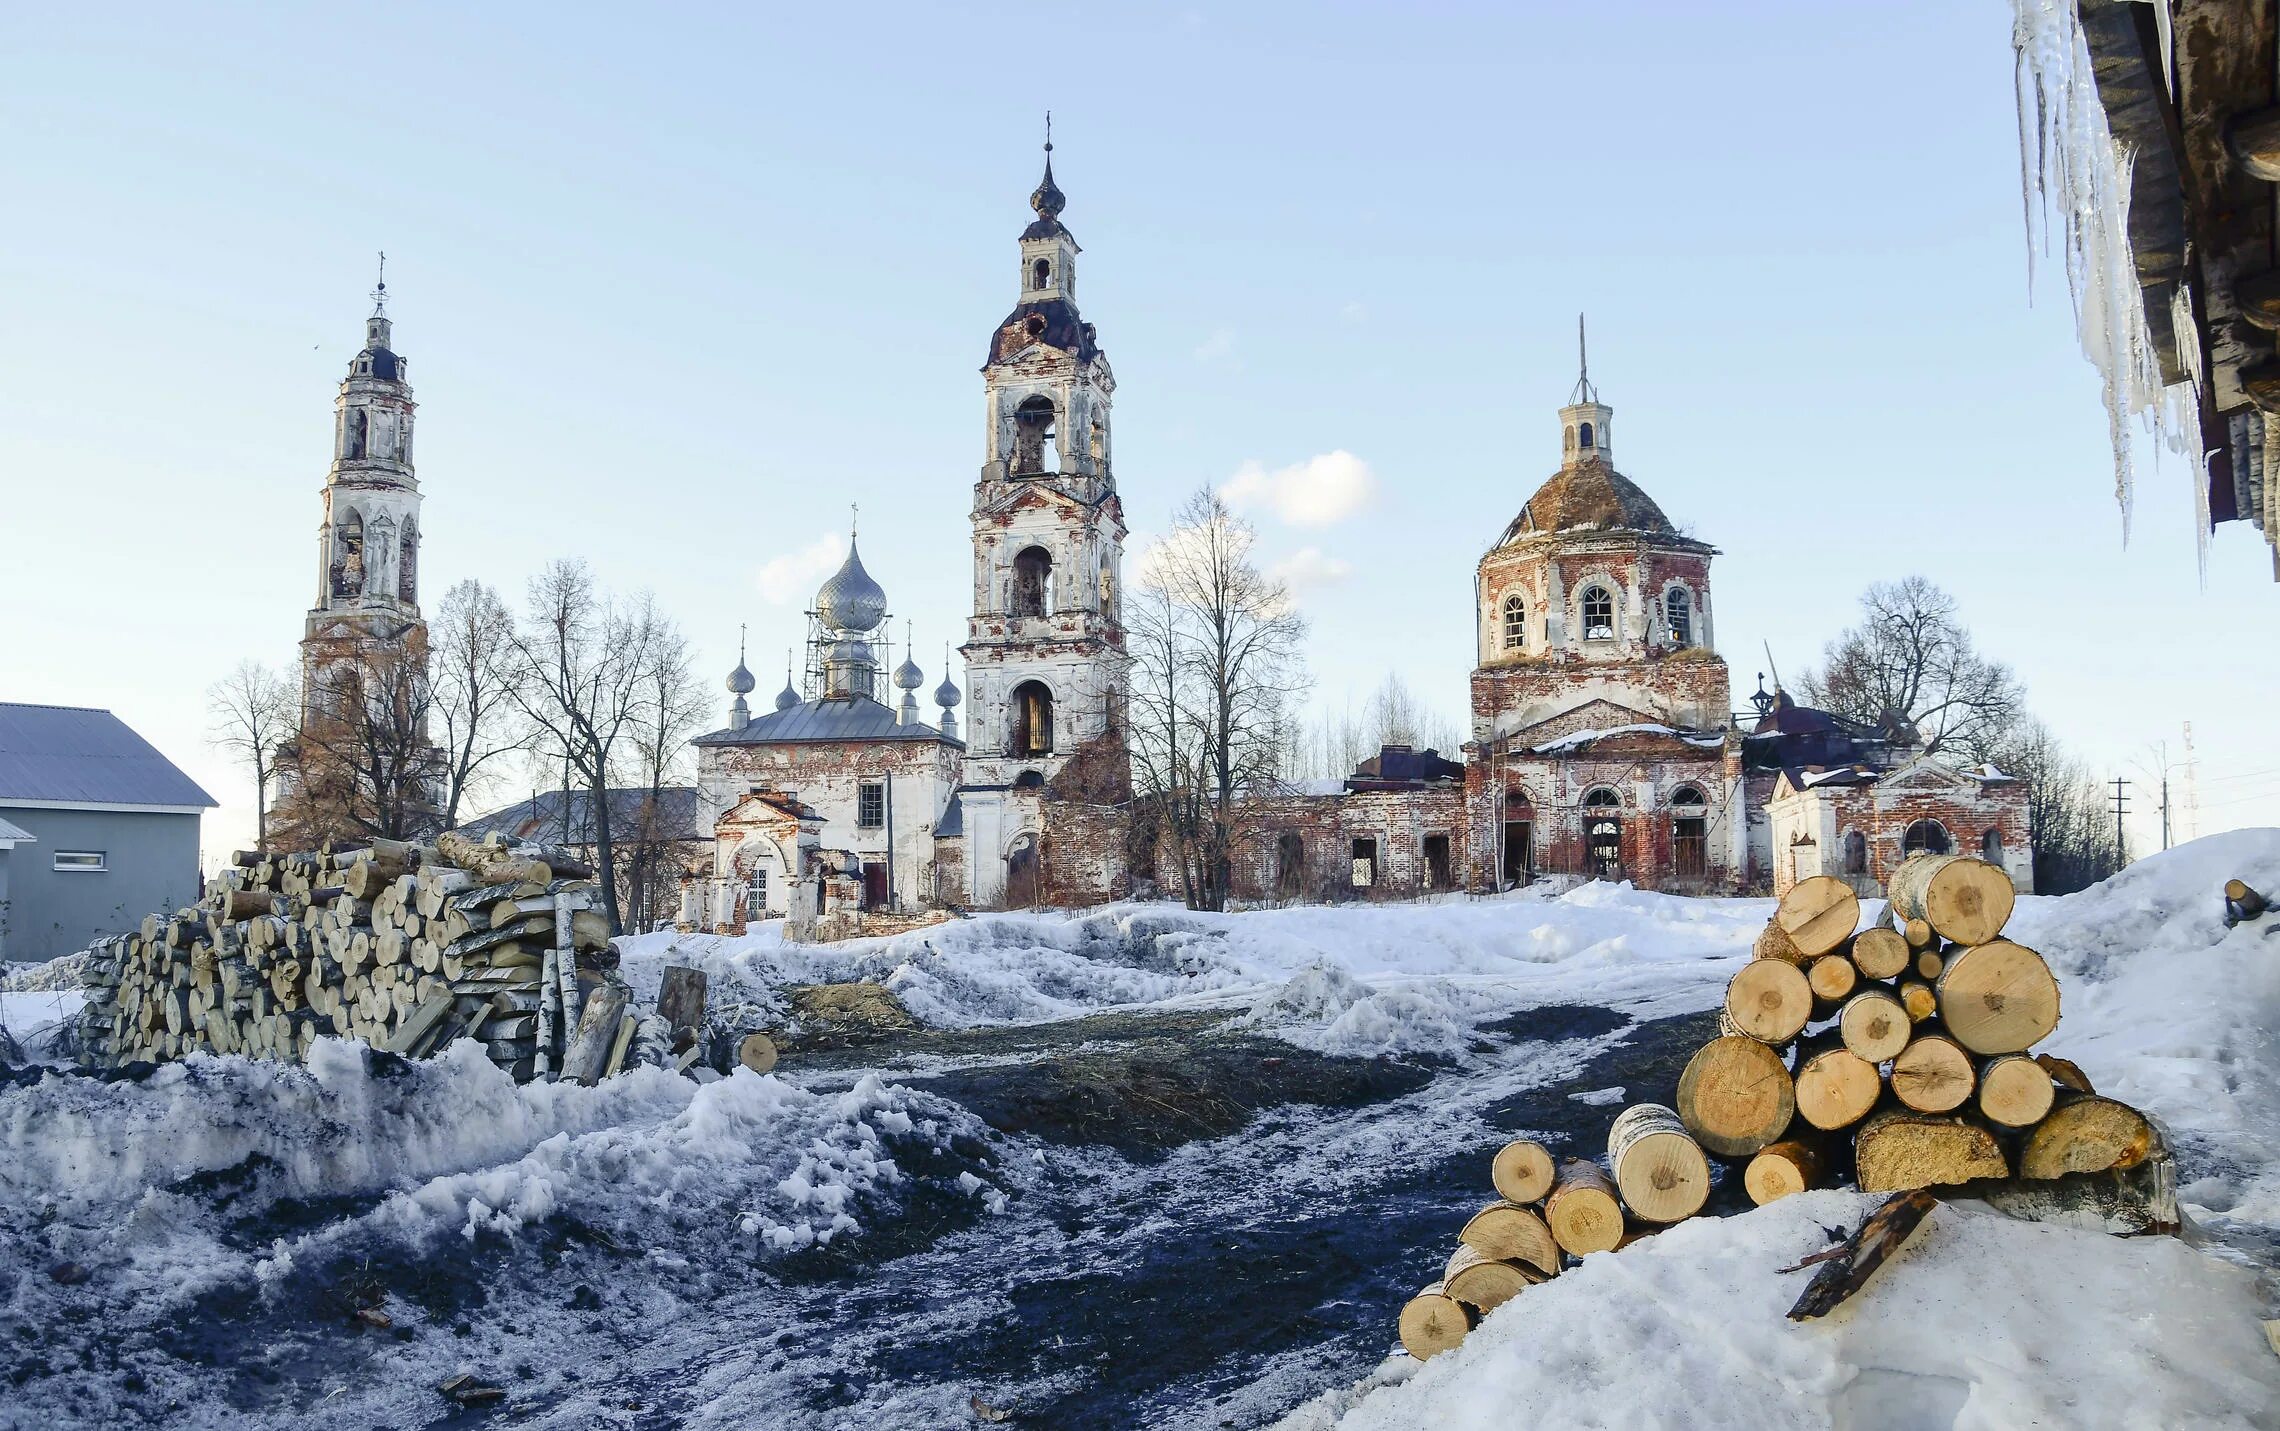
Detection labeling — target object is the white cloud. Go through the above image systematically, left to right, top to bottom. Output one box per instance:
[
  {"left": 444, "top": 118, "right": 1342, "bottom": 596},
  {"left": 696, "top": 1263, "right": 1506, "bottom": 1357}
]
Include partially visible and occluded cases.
[
  {"left": 1339, "top": 301, "right": 1368, "bottom": 325},
  {"left": 1193, "top": 327, "right": 1237, "bottom": 364},
  {"left": 1220, "top": 450, "right": 1376, "bottom": 528},
  {"left": 755, "top": 531, "right": 846, "bottom": 606},
  {"left": 1271, "top": 546, "right": 1354, "bottom": 593}
]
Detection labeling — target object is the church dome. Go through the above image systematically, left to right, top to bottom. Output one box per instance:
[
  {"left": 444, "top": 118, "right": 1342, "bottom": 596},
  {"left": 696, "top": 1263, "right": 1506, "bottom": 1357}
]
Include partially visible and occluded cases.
[
  {"left": 1500, "top": 459, "right": 1680, "bottom": 545},
  {"left": 816, "top": 540, "right": 887, "bottom": 633},
  {"left": 894, "top": 654, "right": 925, "bottom": 690},
  {"left": 725, "top": 659, "right": 756, "bottom": 696},
  {"left": 935, "top": 673, "right": 962, "bottom": 709},
  {"left": 775, "top": 679, "right": 800, "bottom": 711}
]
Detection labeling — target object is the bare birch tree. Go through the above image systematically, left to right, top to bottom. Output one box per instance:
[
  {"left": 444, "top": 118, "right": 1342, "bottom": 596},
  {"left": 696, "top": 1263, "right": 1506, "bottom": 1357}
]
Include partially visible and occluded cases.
[
  {"left": 1126, "top": 489, "right": 1309, "bottom": 910},
  {"left": 1803, "top": 577, "right": 2024, "bottom": 760},
  {"left": 431, "top": 578, "right": 524, "bottom": 829},
  {"left": 617, "top": 596, "right": 708, "bottom": 931},
  {"left": 273, "top": 635, "right": 439, "bottom": 846},
  {"left": 205, "top": 660, "right": 297, "bottom": 848}
]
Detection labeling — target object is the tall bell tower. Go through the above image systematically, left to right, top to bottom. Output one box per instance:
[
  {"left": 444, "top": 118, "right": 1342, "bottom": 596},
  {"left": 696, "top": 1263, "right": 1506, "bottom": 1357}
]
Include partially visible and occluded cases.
[{"left": 960, "top": 128, "right": 1130, "bottom": 790}]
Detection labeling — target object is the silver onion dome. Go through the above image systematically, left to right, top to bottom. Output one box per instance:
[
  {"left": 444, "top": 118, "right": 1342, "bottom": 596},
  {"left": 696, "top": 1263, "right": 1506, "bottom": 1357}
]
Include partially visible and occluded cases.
[
  {"left": 815, "top": 539, "right": 887, "bottom": 633},
  {"left": 894, "top": 653, "right": 924, "bottom": 691},
  {"left": 726, "top": 659, "right": 756, "bottom": 696},
  {"left": 934, "top": 673, "right": 962, "bottom": 709},
  {"left": 774, "top": 679, "right": 800, "bottom": 711}
]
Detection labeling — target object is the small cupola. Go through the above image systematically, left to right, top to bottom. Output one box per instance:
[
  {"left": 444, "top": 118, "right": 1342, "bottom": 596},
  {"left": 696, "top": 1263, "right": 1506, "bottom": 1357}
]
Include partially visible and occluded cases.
[{"left": 1559, "top": 315, "right": 1612, "bottom": 465}]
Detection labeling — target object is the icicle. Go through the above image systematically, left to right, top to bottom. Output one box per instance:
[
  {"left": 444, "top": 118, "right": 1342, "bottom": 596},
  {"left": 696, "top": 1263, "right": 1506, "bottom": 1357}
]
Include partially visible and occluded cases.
[{"left": 2009, "top": 0, "right": 2202, "bottom": 546}]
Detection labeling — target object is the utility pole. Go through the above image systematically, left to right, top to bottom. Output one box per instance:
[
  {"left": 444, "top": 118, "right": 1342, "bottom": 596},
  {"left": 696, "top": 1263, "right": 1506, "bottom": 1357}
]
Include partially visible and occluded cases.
[
  {"left": 2182, "top": 721, "right": 2202, "bottom": 843},
  {"left": 2160, "top": 766, "right": 2172, "bottom": 851},
  {"left": 2109, "top": 776, "right": 2130, "bottom": 866}
]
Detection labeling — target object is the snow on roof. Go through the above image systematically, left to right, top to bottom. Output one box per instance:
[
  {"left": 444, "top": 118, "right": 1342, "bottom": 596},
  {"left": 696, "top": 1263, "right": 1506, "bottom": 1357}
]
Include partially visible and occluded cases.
[{"left": 1529, "top": 723, "right": 1724, "bottom": 755}]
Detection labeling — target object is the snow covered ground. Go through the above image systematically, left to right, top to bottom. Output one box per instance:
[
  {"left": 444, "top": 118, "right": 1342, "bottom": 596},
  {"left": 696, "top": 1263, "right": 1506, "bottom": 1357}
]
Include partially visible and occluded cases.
[{"left": 1, "top": 834, "right": 2274, "bottom": 1429}]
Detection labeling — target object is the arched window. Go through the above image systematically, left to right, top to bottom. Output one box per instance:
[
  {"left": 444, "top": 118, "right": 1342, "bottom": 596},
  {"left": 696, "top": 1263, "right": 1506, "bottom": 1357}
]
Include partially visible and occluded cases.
[
  {"left": 1033, "top": 257, "right": 1050, "bottom": 289},
  {"left": 1012, "top": 395, "right": 1057, "bottom": 473},
  {"left": 346, "top": 409, "right": 367, "bottom": 460},
  {"left": 1578, "top": 421, "right": 1594, "bottom": 450},
  {"left": 331, "top": 509, "right": 365, "bottom": 599},
  {"left": 1012, "top": 546, "right": 1053, "bottom": 618},
  {"left": 1580, "top": 585, "right": 1615, "bottom": 640},
  {"left": 1665, "top": 587, "right": 1692, "bottom": 647},
  {"left": 1502, "top": 594, "right": 1527, "bottom": 650},
  {"left": 1011, "top": 680, "right": 1055, "bottom": 756},
  {"left": 1670, "top": 785, "right": 1708, "bottom": 881},
  {"left": 1583, "top": 787, "right": 1623, "bottom": 879},
  {"left": 1502, "top": 788, "right": 1533, "bottom": 884},
  {"left": 1902, "top": 819, "right": 1952, "bottom": 856},
  {"left": 1981, "top": 829, "right": 2004, "bottom": 863},
  {"left": 1843, "top": 830, "right": 1868, "bottom": 874}
]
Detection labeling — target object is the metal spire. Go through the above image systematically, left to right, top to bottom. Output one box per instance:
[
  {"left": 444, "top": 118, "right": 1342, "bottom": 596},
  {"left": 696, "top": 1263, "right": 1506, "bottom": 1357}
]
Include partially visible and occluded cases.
[
  {"left": 371, "top": 251, "right": 388, "bottom": 317},
  {"left": 1569, "top": 313, "right": 1597, "bottom": 404},
  {"left": 738, "top": 622, "right": 747, "bottom": 664}
]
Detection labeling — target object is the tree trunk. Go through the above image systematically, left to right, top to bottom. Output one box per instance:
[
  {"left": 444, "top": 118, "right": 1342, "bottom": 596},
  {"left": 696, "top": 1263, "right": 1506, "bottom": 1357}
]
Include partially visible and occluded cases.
[
  {"left": 1887, "top": 853, "right": 2014, "bottom": 946},
  {"left": 1775, "top": 875, "right": 1859, "bottom": 958},
  {"left": 1849, "top": 927, "right": 1910, "bottom": 980},
  {"left": 1934, "top": 940, "right": 2060, "bottom": 1054},
  {"left": 1806, "top": 953, "right": 1858, "bottom": 1007},
  {"left": 1724, "top": 959, "right": 1812, "bottom": 1044},
  {"left": 657, "top": 965, "right": 708, "bottom": 1054},
  {"left": 1837, "top": 987, "right": 1910, "bottom": 1064},
  {"left": 1890, "top": 1030, "right": 1975, "bottom": 1113},
  {"left": 1676, "top": 1034, "right": 1796, "bottom": 1158},
  {"left": 1793, "top": 1037, "right": 1881, "bottom": 1131},
  {"left": 1976, "top": 1052, "right": 2057, "bottom": 1129},
  {"left": 1607, "top": 1103, "right": 1710, "bottom": 1224},
  {"left": 1489, "top": 1139, "right": 1556, "bottom": 1206},
  {"left": 1743, "top": 1139, "right": 1824, "bottom": 1205},
  {"left": 1544, "top": 1159, "right": 1624, "bottom": 1255},
  {"left": 1788, "top": 1189, "right": 1939, "bottom": 1319},
  {"left": 1457, "top": 1201, "right": 1561, "bottom": 1275},
  {"left": 1441, "top": 1245, "right": 1543, "bottom": 1312},
  {"left": 1397, "top": 1284, "right": 1474, "bottom": 1360}
]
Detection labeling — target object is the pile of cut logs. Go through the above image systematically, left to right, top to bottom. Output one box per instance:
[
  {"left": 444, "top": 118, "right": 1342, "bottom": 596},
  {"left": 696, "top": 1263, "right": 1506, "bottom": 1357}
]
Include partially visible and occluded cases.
[
  {"left": 72, "top": 830, "right": 671, "bottom": 1085},
  {"left": 1399, "top": 852, "right": 2170, "bottom": 1360}
]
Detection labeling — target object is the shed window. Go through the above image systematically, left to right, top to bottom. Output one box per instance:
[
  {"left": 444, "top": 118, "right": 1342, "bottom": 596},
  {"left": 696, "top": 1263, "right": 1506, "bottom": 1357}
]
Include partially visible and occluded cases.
[
  {"left": 1580, "top": 586, "right": 1614, "bottom": 640},
  {"left": 1665, "top": 587, "right": 1692, "bottom": 646},
  {"left": 1502, "top": 594, "right": 1527, "bottom": 650},
  {"left": 857, "top": 781, "right": 885, "bottom": 829},
  {"left": 53, "top": 850, "right": 106, "bottom": 873}
]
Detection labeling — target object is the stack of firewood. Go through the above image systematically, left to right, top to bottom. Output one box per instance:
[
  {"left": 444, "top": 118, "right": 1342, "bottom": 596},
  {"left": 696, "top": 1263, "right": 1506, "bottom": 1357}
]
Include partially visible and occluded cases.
[
  {"left": 71, "top": 831, "right": 669, "bottom": 1085},
  {"left": 1399, "top": 852, "right": 2168, "bottom": 1361}
]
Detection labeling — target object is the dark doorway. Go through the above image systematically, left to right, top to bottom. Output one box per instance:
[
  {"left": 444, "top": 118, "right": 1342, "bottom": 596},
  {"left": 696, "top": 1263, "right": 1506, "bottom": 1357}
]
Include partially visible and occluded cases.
[
  {"left": 1670, "top": 785, "right": 1708, "bottom": 883},
  {"left": 1584, "top": 788, "right": 1623, "bottom": 879},
  {"left": 1275, "top": 832, "right": 1305, "bottom": 900},
  {"left": 1424, "top": 834, "right": 1452, "bottom": 890},
  {"left": 1006, "top": 835, "right": 1040, "bottom": 909},
  {"left": 1350, "top": 838, "right": 1378, "bottom": 891},
  {"left": 862, "top": 861, "right": 889, "bottom": 910}
]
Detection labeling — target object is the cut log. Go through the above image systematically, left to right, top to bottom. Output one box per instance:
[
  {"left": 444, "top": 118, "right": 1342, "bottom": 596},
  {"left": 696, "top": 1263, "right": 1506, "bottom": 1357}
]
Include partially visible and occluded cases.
[
  {"left": 437, "top": 830, "right": 553, "bottom": 887},
  {"left": 1887, "top": 854, "right": 2014, "bottom": 946},
  {"left": 1774, "top": 876, "right": 1859, "bottom": 959},
  {"left": 2223, "top": 877, "right": 2268, "bottom": 927},
  {"left": 1900, "top": 915, "right": 1935, "bottom": 949},
  {"left": 1752, "top": 920, "right": 1806, "bottom": 966},
  {"left": 1849, "top": 927, "right": 1911, "bottom": 981},
  {"left": 1934, "top": 940, "right": 2060, "bottom": 1055},
  {"left": 1915, "top": 948, "right": 1945, "bottom": 980},
  {"left": 1805, "top": 954, "right": 1858, "bottom": 1007},
  {"left": 1723, "top": 959, "right": 1813, "bottom": 1044},
  {"left": 657, "top": 965, "right": 709, "bottom": 1051},
  {"left": 1897, "top": 978, "right": 1938, "bottom": 1024},
  {"left": 1837, "top": 988, "right": 1910, "bottom": 1064},
  {"left": 380, "top": 990, "right": 457, "bottom": 1056},
  {"left": 602, "top": 1010, "right": 638, "bottom": 1079},
  {"left": 737, "top": 1031, "right": 779, "bottom": 1074},
  {"left": 1890, "top": 1031, "right": 1975, "bottom": 1114},
  {"left": 1675, "top": 1035, "right": 1795, "bottom": 1158},
  {"left": 1793, "top": 1039, "right": 1881, "bottom": 1131},
  {"left": 1976, "top": 1052, "right": 2057, "bottom": 1129},
  {"left": 2035, "top": 1052, "right": 2095, "bottom": 1095},
  {"left": 2019, "top": 1094, "right": 2164, "bottom": 1180},
  {"left": 1607, "top": 1103, "right": 1711, "bottom": 1223},
  {"left": 1854, "top": 1109, "right": 2009, "bottom": 1192},
  {"left": 1489, "top": 1138, "right": 1556, "bottom": 1205},
  {"left": 1743, "top": 1139, "right": 1825, "bottom": 1205},
  {"left": 1967, "top": 1156, "right": 2180, "bottom": 1237},
  {"left": 1544, "top": 1159, "right": 1624, "bottom": 1255},
  {"left": 1787, "top": 1189, "right": 1939, "bottom": 1320},
  {"left": 1458, "top": 1200, "right": 1561, "bottom": 1275},
  {"left": 1441, "top": 1245, "right": 1542, "bottom": 1312},
  {"left": 1397, "top": 1283, "right": 1475, "bottom": 1360}
]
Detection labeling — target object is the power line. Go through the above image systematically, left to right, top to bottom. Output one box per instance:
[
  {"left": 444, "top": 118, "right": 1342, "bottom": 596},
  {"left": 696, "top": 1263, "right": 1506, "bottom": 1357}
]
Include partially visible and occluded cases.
[{"left": 2109, "top": 777, "right": 2130, "bottom": 866}]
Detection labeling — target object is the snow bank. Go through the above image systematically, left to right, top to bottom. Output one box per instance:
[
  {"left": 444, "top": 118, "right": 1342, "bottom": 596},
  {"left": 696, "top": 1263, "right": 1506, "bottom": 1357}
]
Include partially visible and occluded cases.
[
  {"left": 618, "top": 884, "right": 1767, "bottom": 1058},
  {"left": 1275, "top": 1190, "right": 2278, "bottom": 1430}
]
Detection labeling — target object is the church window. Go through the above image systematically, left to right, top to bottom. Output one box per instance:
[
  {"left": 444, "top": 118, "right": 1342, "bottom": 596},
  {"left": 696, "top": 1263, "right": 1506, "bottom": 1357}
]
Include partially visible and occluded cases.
[
  {"left": 1033, "top": 257, "right": 1051, "bottom": 290},
  {"left": 346, "top": 409, "right": 367, "bottom": 460},
  {"left": 1577, "top": 421, "right": 1594, "bottom": 450},
  {"left": 1012, "top": 546, "right": 1053, "bottom": 618},
  {"left": 1580, "top": 585, "right": 1614, "bottom": 640},
  {"left": 1665, "top": 587, "right": 1692, "bottom": 646},
  {"left": 1502, "top": 594, "right": 1527, "bottom": 650},
  {"left": 1011, "top": 681, "right": 1055, "bottom": 756},
  {"left": 857, "top": 781, "right": 885, "bottom": 829},
  {"left": 1583, "top": 787, "right": 1623, "bottom": 879},
  {"left": 1902, "top": 819, "right": 1952, "bottom": 856},
  {"left": 1981, "top": 829, "right": 2004, "bottom": 863},
  {"left": 1843, "top": 830, "right": 1868, "bottom": 874},
  {"left": 745, "top": 866, "right": 770, "bottom": 920}
]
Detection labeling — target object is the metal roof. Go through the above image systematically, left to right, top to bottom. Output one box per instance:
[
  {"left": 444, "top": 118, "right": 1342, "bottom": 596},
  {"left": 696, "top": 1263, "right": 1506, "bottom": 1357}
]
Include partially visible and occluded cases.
[
  {"left": 692, "top": 695, "right": 962, "bottom": 749},
  {"left": 0, "top": 703, "right": 216, "bottom": 809},
  {"left": 457, "top": 786, "right": 706, "bottom": 846},
  {"left": 934, "top": 790, "right": 964, "bottom": 838},
  {"left": 0, "top": 814, "right": 34, "bottom": 843}
]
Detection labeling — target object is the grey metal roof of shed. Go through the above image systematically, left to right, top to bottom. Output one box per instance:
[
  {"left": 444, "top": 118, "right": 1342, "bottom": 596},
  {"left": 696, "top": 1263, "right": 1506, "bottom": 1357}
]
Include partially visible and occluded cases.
[
  {"left": 692, "top": 695, "right": 962, "bottom": 748},
  {"left": 0, "top": 703, "right": 216, "bottom": 809},
  {"left": 457, "top": 786, "right": 706, "bottom": 845}
]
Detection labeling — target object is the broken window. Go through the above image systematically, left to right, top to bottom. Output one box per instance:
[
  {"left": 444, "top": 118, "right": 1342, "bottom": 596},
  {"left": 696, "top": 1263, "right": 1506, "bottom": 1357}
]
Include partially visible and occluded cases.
[
  {"left": 1033, "top": 257, "right": 1051, "bottom": 290},
  {"left": 1012, "top": 395, "right": 1057, "bottom": 474},
  {"left": 1012, "top": 546, "right": 1052, "bottom": 618},
  {"left": 1580, "top": 585, "right": 1615, "bottom": 641},
  {"left": 1665, "top": 587, "right": 1691, "bottom": 646},
  {"left": 1502, "top": 594, "right": 1527, "bottom": 650},
  {"left": 1011, "top": 680, "right": 1055, "bottom": 756},
  {"left": 857, "top": 781, "right": 885, "bottom": 829},
  {"left": 1670, "top": 785, "right": 1708, "bottom": 882},
  {"left": 1584, "top": 787, "right": 1622, "bottom": 879},
  {"left": 1902, "top": 819, "right": 1952, "bottom": 856},
  {"left": 1981, "top": 829, "right": 2003, "bottom": 863},
  {"left": 1844, "top": 830, "right": 1868, "bottom": 874},
  {"left": 1275, "top": 831, "right": 1305, "bottom": 900},
  {"left": 1424, "top": 833, "right": 1452, "bottom": 890},
  {"left": 1350, "top": 837, "right": 1378, "bottom": 889}
]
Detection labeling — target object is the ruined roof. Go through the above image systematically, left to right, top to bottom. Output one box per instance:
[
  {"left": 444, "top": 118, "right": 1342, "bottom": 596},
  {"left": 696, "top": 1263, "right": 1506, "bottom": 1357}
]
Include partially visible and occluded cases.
[
  {"left": 987, "top": 297, "right": 1099, "bottom": 367},
  {"left": 1496, "top": 458, "right": 1696, "bottom": 547},
  {"left": 692, "top": 694, "right": 962, "bottom": 748},
  {"left": 0, "top": 703, "right": 216, "bottom": 810},
  {"left": 1348, "top": 744, "right": 1465, "bottom": 787},
  {"left": 457, "top": 786, "right": 707, "bottom": 846}
]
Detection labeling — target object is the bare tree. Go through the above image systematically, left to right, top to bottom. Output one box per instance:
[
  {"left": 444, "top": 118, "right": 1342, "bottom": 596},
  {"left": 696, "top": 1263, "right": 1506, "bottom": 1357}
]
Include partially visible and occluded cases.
[
  {"left": 1127, "top": 489, "right": 1310, "bottom": 910},
  {"left": 506, "top": 561, "right": 688, "bottom": 934},
  {"left": 1803, "top": 577, "right": 2024, "bottom": 760},
  {"left": 431, "top": 578, "right": 524, "bottom": 828},
  {"left": 617, "top": 596, "right": 708, "bottom": 931},
  {"left": 272, "top": 635, "right": 440, "bottom": 846},
  {"left": 205, "top": 660, "right": 297, "bottom": 848},
  {"left": 1296, "top": 672, "right": 1467, "bottom": 781},
  {"left": 1993, "top": 718, "right": 2123, "bottom": 895}
]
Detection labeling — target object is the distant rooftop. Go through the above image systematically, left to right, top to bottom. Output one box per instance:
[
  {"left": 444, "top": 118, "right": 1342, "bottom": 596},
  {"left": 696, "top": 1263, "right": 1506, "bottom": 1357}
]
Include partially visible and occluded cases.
[
  {"left": 693, "top": 694, "right": 962, "bottom": 749},
  {"left": 0, "top": 703, "right": 215, "bottom": 810},
  {"left": 457, "top": 786, "right": 706, "bottom": 846}
]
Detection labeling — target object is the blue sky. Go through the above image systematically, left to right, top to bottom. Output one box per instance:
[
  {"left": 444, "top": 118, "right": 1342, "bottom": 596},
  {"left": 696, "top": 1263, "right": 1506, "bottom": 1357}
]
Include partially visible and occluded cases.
[{"left": 4, "top": 2, "right": 2274, "bottom": 860}]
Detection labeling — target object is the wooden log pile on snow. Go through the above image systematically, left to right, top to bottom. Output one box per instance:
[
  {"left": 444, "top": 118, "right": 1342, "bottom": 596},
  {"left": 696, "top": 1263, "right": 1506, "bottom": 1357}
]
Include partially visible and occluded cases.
[
  {"left": 69, "top": 832, "right": 673, "bottom": 1085},
  {"left": 1398, "top": 853, "right": 2176, "bottom": 1362}
]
